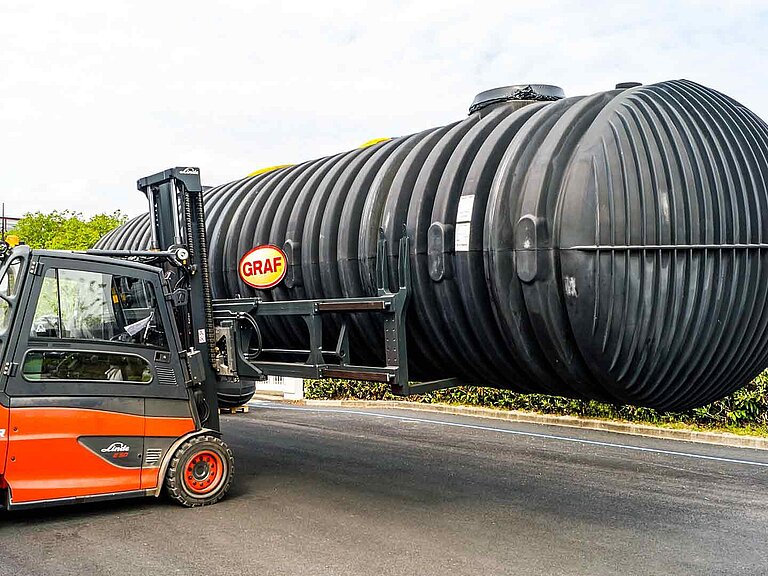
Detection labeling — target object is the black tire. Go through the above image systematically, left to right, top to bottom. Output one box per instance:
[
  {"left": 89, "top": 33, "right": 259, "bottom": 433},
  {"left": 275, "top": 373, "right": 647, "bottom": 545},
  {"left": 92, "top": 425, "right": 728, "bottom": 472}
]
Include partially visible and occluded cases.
[{"left": 165, "top": 435, "right": 234, "bottom": 507}]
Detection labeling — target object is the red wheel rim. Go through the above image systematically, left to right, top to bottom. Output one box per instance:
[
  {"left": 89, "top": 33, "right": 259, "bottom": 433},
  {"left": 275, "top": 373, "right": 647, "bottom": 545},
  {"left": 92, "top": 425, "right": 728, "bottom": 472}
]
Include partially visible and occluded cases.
[{"left": 184, "top": 450, "right": 224, "bottom": 495}]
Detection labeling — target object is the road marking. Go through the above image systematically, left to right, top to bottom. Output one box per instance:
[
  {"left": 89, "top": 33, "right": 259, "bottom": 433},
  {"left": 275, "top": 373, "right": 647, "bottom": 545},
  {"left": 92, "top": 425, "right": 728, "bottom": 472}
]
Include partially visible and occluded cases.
[{"left": 250, "top": 402, "right": 768, "bottom": 469}]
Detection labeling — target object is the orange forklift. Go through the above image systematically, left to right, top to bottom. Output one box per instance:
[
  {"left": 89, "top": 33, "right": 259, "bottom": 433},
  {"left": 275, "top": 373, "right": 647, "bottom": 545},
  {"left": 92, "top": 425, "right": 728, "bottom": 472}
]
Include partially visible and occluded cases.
[{"left": 0, "top": 168, "right": 415, "bottom": 509}]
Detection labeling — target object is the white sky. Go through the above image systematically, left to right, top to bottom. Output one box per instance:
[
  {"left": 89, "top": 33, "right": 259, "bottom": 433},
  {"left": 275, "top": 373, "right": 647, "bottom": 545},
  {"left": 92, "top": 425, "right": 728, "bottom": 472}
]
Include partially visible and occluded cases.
[{"left": 1, "top": 0, "right": 766, "bottom": 218}]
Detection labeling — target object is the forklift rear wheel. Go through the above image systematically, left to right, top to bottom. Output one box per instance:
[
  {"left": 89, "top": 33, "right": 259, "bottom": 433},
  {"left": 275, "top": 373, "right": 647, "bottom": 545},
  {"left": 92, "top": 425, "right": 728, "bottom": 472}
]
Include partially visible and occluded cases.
[{"left": 165, "top": 435, "right": 234, "bottom": 507}]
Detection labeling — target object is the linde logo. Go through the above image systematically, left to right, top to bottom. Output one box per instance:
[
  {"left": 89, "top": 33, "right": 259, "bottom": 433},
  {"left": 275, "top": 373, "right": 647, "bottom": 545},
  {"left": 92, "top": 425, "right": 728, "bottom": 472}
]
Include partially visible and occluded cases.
[
  {"left": 178, "top": 167, "right": 199, "bottom": 175},
  {"left": 0, "top": 429, "right": 5, "bottom": 439},
  {"left": 101, "top": 442, "right": 130, "bottom": 453}
]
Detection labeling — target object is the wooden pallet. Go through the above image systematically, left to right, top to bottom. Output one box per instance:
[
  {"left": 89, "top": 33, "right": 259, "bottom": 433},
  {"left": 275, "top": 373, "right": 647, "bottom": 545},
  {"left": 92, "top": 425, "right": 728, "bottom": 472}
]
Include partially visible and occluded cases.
[{"left": 219, "top": 405, "right": 250, "bottom": 415}]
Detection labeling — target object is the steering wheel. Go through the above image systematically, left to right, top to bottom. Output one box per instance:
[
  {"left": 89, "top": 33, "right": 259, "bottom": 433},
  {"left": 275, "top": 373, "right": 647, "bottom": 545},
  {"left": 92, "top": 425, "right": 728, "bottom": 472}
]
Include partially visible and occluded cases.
[
  {"left": 110, "top": 332, "right": 132, "bottom": 343},
  {"left": 52, "top": 353, "right": 82, "bottom": 378}
]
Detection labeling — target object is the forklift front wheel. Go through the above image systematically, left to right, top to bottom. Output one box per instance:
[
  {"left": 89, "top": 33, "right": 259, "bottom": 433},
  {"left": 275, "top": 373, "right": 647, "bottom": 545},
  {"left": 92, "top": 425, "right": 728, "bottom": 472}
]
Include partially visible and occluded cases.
[{"left": 165, "top": 435, "right": 234, "bottom": 507}]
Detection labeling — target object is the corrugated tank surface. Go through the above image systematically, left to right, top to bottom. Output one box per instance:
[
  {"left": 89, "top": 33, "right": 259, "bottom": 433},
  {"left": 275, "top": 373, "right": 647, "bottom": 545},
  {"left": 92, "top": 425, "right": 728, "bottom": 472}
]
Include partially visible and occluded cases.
[{"left": 97, "top": 80, "right": 768, "bottom": 410}]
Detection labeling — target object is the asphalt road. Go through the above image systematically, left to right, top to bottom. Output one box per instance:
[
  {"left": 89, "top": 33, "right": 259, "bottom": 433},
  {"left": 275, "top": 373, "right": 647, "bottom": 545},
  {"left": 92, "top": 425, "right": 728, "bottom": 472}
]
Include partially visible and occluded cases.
[{"left": 1, "top": 402, "right": 767, "bottom": 576}]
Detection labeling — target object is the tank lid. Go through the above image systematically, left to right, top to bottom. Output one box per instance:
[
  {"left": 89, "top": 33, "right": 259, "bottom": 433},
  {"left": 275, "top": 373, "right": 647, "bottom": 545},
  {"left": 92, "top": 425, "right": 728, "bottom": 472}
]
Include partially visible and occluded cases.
[
  {"left": 615, "top": 81, "right": 643, "bottom": 89},
  {"left": 469, "top": 84, "right": 565, "bottom": 114}
]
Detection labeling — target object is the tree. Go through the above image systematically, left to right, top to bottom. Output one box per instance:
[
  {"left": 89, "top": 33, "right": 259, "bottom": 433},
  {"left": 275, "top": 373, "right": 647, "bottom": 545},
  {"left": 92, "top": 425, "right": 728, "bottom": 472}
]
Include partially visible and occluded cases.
[{"left": 8, "top": 210, "right": 127, "bottom": 250}]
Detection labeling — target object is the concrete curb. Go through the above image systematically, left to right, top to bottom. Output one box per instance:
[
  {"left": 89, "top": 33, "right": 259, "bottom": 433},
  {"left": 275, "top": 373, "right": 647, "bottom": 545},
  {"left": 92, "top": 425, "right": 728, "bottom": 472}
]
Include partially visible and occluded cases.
[{"left": 249, "top": 395, "right": 768, "bottom": 450}]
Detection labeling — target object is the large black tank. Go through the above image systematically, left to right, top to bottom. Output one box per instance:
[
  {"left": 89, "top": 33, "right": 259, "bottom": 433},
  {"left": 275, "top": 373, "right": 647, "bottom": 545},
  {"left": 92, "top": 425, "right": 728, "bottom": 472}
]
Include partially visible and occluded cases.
[{"left": 97, "top": 80, "right": 768, "bottom": 411}]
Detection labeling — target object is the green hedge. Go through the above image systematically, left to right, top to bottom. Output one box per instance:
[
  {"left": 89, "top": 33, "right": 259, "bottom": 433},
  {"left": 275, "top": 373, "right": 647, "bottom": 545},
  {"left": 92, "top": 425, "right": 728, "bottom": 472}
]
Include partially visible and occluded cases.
[{"left": 305, "top": 370, "right": 768, "bottom": 434}]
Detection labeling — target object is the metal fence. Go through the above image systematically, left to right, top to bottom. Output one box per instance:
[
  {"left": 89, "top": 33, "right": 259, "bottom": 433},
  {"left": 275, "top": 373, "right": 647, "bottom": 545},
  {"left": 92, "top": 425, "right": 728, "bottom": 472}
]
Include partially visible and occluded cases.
[
  {"left": 1, "top": 216, "right": 19, "bottom": 232},
  {"left": 255, "top": 375, "right": 304, "bottom": 400}
]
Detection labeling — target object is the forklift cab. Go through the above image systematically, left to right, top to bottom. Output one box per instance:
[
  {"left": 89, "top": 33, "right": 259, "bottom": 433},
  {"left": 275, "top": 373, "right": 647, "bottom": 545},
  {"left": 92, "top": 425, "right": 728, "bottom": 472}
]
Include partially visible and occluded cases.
[{"left": 0, "top": 246, "right": 204, "bottom": 508}]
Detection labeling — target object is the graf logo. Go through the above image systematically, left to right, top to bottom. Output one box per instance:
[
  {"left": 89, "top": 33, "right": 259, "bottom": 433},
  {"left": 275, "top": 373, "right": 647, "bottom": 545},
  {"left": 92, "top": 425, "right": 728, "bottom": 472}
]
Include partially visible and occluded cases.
[
  {"left": 178, "top": 167, "right": 199, "bottom": 175},
  {"left": 239, "top": 245, "right": 287, "bottom": 289},
  {"left": 101, "top": 442, "right": 130, "bottom": 453}
]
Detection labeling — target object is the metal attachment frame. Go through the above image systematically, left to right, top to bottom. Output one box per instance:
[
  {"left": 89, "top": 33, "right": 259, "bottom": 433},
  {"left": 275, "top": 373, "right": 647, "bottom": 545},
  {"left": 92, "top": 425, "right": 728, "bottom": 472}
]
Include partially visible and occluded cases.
[{"left": 211, "top": 233, "right": 450, "bottom": 395}]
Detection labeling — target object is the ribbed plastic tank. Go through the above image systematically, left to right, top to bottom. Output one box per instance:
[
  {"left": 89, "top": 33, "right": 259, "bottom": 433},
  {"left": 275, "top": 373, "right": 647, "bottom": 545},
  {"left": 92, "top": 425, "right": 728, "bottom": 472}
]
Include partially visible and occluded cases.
[{"left": 97, "top": 80, "right": 768, "bottom": 411}]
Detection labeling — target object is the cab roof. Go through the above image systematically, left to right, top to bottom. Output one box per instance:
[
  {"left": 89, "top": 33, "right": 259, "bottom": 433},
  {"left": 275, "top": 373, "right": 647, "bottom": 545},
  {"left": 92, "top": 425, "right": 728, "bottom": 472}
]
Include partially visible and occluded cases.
[{"left": 2, "top": 245, "right": 164, "bottom": 276}]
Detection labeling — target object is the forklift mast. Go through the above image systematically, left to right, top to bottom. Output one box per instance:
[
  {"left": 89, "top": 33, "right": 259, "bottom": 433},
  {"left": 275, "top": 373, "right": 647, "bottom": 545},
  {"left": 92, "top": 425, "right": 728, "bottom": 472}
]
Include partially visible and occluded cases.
[{"left": 138, "top": 168, "right": 220, "bottom": 429}]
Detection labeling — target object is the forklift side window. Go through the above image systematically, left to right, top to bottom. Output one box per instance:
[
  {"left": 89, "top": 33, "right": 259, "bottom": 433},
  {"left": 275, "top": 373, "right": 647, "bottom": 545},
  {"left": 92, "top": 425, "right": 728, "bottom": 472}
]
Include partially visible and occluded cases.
[
  {"left": 0, "top": 259, "right": 22, "bottom": 331},
  {"left": 29, "top": 267, "right": 168, "bottom": 349},
  {"left": 22, "top": 350, "right": 152, "bottom": 383}
]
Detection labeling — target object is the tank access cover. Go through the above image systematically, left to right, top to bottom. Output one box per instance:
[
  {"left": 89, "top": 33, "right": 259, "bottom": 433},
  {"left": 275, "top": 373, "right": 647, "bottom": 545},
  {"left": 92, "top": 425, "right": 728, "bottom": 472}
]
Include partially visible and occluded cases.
[{"left": 469, "top": 84, "right": 565, "bottom": 113}]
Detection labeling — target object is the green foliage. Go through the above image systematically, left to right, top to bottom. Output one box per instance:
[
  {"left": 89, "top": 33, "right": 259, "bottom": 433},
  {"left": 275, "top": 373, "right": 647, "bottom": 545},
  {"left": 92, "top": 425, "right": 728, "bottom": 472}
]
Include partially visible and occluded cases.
[
  {"left": 9, "top": 210, "right": 127, "bottom": 250},
  {"left": 305, "top": 370, "right": 768, "bottom": 432},
  {"left": 306, "top": 378, "right": 397, "bottom": 401}
]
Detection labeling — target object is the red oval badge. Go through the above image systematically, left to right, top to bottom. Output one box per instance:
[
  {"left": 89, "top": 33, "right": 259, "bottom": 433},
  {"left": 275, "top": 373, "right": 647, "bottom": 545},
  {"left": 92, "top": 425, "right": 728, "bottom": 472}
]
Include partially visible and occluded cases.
[{"left": 239, "top": 245, "right": 288, "bottom": 289}]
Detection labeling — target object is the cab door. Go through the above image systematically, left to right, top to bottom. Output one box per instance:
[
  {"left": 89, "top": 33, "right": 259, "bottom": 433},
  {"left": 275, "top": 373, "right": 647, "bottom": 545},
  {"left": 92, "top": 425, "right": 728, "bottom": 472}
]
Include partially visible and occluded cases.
[
  {"left": 0, "top": 253, "right": 28, "bottom": 490},
  {"left": 1, "top": 255, "right": 182, "bottom": 506},
  {"left": 0, "top": 392, "right": 8, "bottom": 493},
  {"left": 0, "top": 402, "right": 8, "bottom": 484}
]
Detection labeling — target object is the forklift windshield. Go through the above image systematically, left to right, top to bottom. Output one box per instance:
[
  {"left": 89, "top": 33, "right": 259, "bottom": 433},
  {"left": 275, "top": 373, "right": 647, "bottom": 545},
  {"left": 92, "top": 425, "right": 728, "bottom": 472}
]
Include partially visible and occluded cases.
[{"left": 29, "top": 267, "right": 167, "bottom": 349}]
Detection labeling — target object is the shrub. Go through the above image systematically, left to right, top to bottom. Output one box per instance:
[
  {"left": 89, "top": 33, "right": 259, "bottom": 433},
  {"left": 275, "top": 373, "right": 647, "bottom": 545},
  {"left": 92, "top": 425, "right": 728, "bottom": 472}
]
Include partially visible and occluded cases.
[{"left": 305, "top": 370, "right": 768, "bottom": 431}]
